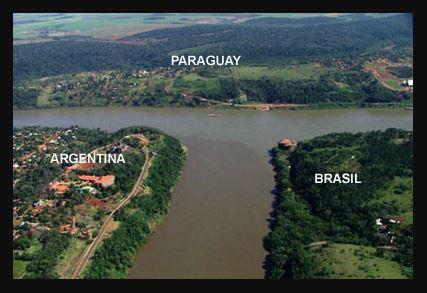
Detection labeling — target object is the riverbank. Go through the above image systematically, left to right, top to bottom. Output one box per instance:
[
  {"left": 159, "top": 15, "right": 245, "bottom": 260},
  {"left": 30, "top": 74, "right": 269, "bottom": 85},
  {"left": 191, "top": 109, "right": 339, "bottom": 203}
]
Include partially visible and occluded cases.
[
  {"left": 13, "top": 100, "right": 413, "bottom": 112},
  {"left": 214, "top": 102, "right": 413, "bottom": 111},
  {"left": 14, "top": 107, "right": 412, "bottom": 278},
  {"left": 82, "top": 133, "right": 187, "bottom": 278}
]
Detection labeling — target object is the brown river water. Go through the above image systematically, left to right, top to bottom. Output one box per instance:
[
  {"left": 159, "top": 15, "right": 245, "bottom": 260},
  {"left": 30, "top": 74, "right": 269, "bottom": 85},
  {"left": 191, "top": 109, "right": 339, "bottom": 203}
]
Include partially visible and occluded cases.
[{"left": 13, "top": 107, "right": 413, "bottom": 278}]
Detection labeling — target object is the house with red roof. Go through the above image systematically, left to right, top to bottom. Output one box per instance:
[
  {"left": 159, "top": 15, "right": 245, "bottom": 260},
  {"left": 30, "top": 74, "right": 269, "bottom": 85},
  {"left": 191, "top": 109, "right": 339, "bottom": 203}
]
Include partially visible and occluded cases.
[
  {"left": 278, "top": 137, "right": 298, "bottom": 151},
  {"left": 79, "top": 175, "right": 115, "bottom": 188}
]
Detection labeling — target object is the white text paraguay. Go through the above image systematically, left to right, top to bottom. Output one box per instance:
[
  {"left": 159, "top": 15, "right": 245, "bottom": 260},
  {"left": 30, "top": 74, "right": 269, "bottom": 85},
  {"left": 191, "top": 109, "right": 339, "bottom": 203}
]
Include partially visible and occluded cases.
[
  {"left": 171, "top": 55, "right": 241, "bottom": 66},
  {"left": 50, "top": 153, "right": 125, "bottom": 164}
]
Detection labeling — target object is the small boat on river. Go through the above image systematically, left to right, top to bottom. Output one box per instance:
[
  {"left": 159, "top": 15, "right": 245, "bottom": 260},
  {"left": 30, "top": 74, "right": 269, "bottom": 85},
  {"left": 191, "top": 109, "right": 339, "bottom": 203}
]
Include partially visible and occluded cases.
[{"left": 208, "top": 113, "right": 224, "bottom": 117}]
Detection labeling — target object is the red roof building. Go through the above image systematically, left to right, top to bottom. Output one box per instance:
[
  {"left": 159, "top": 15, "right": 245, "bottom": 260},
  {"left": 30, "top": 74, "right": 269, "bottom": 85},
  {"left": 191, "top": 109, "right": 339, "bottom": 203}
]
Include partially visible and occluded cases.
[
  {"left": 278, "top": 137, "right": 298, "bottom": 151},
  {"left": 79, "top": 175, "right": 115, "bottom": 188},
  {"left": 50, "top": 183, "right": 69, "bottom": 194},
  {"left": 31, "top": 206, "right": 44, "bottom": 216}
]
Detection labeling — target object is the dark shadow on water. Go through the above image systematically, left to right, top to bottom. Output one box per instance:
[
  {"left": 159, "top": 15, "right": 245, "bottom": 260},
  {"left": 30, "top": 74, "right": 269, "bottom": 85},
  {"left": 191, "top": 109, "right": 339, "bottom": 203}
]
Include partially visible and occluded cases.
[{"left": 262, "top": 147, "right": 281, "bottom": 279}]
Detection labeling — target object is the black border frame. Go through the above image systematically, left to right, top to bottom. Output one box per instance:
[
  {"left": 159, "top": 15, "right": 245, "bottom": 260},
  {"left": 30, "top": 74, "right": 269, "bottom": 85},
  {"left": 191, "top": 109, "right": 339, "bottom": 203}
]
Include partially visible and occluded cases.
[{"left": 4, "top": 0, "right": 423, "bottom": 289}]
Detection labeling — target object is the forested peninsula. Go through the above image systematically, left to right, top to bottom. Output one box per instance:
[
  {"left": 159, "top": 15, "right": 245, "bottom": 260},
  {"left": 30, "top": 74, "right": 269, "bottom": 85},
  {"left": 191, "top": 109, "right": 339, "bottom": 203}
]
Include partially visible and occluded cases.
[{"left": 264, "top": 129, "right": 413, "bottom": 279}]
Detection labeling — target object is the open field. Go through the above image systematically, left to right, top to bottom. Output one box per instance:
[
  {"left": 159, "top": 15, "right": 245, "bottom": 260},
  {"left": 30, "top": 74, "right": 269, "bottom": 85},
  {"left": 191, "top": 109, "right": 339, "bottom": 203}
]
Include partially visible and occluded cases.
[
  {"left": 13, "top": 13, "right": 185, "bottom": 43},
  {"left": 14, "top": 13, "right": 391, "bottom": 44},
  {"left": 16, "top": 13, "right": 342, "bottom": 43},
  {"left": 365, "top": 59, "right": 413, "bottom": 91},
  {"left": 173, "top": 63, "right": 329, "bottom": 94},
  {"left": 229, "top": 64, "right": 328, "bottom": 80},
  {"left": 173, "top": 73, "right": 221, "bottom": 94},
  {"left": 371, "top": 176, "right": 413, "bottom": 224},
  {"left": 55, "top": 237, "right": 89, "bottom": 279},
  {"left": 311, "top": 243, "right": 408, "bottom": 279},
  {"left": 13, "top": 260, "right": 29, "bottom": 279}
]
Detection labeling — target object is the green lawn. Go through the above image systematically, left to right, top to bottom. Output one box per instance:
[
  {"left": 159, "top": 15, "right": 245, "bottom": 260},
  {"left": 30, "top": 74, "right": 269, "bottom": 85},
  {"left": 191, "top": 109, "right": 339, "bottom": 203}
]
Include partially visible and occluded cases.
[
  {"left": 13, "top": 13, "right": 184, "bottom": 42},
  {"left": 172, "top": 63, "right": 327, "bottom": 94},
  {"left": 222, "top": 64, "right": 328, "bottom": 80},
  {"left": 173, "top": 74, "right": 221, "bottom": 94},
  {"left": 384, "top": 79, "right": 405, "bottom": 91},
  {"left": 36, "top": 86, "right": 52, "bottom": 107},
  {"left": 371, "top": 176, "right": 413, "bottom": 224},
  {"left": 55, "top": 237, "right": 88, "bottom": 278},
  {"left": 26, "top": 241, "right": 43, "bottom": 256},
  {"left": 311, "top": 243, "right": 408, "bottom": 279},
  {"left": 13, "top": 260, "right": 29, "bottom": 279}
]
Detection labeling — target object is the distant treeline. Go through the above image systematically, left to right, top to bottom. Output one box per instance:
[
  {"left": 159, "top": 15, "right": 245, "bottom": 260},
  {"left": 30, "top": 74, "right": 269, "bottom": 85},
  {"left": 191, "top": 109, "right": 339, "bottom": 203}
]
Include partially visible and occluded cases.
[
  {"left": 14, "top": 14, "right": 412, "bottom": 81},
  {"left": 243, "top": 16, "right": 348, "bottom": 27},
  {"left": 13, "top": 42, "right": 161, "bottom": 81},
  {"left": 388, "top": 66, "right": 413, "bottom": 78},
  {"left": 240, "top": 72, "right": 412, "bottom": 104},
  {"left": 264, "top": 129, "right": 413, "bottom": 278}
]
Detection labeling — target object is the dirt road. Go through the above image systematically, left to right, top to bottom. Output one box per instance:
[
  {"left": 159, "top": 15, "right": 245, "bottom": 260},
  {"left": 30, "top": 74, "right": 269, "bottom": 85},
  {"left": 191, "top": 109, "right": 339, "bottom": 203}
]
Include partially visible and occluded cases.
[{"left": 71, "top": 146, "right": 152, "bottom": 279}]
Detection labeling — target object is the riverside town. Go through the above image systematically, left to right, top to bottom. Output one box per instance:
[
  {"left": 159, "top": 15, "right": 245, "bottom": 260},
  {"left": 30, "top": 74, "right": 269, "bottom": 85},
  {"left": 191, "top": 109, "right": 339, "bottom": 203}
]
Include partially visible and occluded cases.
[{"left": 50, "top": 153, "right": 126, "bottom": 164}]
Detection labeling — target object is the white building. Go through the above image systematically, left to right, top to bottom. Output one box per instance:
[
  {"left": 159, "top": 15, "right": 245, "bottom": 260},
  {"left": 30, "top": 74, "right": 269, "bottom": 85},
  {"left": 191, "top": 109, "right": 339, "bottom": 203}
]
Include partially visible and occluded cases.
[{"left": 403, "top": 79, "right": 413, "bottom": 86}]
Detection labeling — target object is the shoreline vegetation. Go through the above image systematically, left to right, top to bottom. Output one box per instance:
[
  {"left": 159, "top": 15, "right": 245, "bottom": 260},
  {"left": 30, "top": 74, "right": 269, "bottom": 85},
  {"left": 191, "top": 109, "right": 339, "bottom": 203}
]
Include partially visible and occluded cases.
[
  {"left": 12, "top": 101, "right": 413, "bottom": 112},
  {"left": 264, "top": 129, "right": 413, "bottom": 279},
  {"left": 82, "top": 131, "right": 187, "bottom": 279}
]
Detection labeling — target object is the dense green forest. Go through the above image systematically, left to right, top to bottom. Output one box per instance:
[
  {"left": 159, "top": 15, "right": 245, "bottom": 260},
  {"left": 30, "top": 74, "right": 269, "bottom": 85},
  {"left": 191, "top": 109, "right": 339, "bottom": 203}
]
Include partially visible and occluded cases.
[
  {"left": 13, "top": 14, "right": 412, "bottom": 81},
  {"left": 244, "top": 16, "right": 347, "bottom": 27},
  {"left": 388, "top": 66, "right": 413, "bottom": 78},
  {"left": 240, "top": 73, "right": 411, "bottom": 104},
  {"left": 264, "top": 129, "right": 413, "bottom": 279},
  {"left": 83, "top": 133, "right": 187, "bottom": 278},
  {"left": 24, "top": 231, "right": 70, "bottom": 279}
]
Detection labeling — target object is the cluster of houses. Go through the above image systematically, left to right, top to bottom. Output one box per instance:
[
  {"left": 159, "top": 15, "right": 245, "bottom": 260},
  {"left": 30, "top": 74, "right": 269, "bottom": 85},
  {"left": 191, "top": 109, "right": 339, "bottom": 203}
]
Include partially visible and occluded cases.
[
  {"left": 368, "top": 57, "right": 409, "bottom": 68},
  {"left": 332, "top": 59, "right": 358, "bottom": 71},
  {"left": 54, "top": 68, "right": 160, "bottom": 95},
  {"left": 131, "top": 69, "right": 150, "bottom": 78},
  {"left": 402, "top": 79, "right": 413, "bottom": 87},
  {"left": 13, "top": 127, "right": 78, "bottom": 173},
  {"left": 13, "top": 131, "right": 150, "bottom": 249},
  {"left": 13, "top": 132, "right": 120, "bottom": 243},
  {"left": 49, "top": 174, "right": 115, "bottom": 195},
  {"left": 30, "top": 199, "right": 57, "bottom": 216},
  {"left": 59, "top": 216, "right": 92, "bottom": 240},
  {"left": 375, "top": 216, "right": 406, "bottom": 245}
]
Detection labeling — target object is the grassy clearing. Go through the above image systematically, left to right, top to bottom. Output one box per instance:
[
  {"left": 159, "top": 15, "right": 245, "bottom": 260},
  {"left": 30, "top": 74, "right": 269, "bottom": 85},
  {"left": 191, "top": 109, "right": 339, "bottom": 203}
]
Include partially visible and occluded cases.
[
  {"left": 13, "top": 14, "right": 183, "bottom": 41},
  {"left": 364, "top": 61, "right": 412, "bottom": 91},
  {"left": 172, "top": 63, "right": 327, "bottom": 94},
  {"left": 225, "top": 64, "right": 328, "bottom": 80},
  {"left": 173, "top": 74, "right": 221, "bottom": 93},
  {"left": 384, "top": 79, "right": 403, "bottom": 90},
  {"left": 36, "top": 85, "right": 52, "bottom": 106},
  {"left": 371, "top": 176, "right": 413, "bottom": 224},
  {"left": 55, "top": 237, "right": 89, "bottom": 279},
  {"left": 26, "top": 241, "right": 43, "bottom": 256},
  {"left": 311, "top": 243, "right": 408, "bottom": 279},
  {"left": 13, "top": 260, "right": 29, "bottom": 279}
]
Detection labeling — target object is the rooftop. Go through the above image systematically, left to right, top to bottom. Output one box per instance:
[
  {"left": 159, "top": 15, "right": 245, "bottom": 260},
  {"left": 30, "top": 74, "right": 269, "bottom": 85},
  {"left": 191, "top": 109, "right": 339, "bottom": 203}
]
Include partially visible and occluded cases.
[{"left": 79, "top": 175, "right": 115, "bottom": 185}]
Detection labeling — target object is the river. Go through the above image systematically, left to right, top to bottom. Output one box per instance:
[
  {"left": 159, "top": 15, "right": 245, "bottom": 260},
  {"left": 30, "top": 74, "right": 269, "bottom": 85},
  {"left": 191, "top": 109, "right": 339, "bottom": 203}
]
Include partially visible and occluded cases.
[{"left": 13, "top": 107, "right": 413, "bottom": 278}]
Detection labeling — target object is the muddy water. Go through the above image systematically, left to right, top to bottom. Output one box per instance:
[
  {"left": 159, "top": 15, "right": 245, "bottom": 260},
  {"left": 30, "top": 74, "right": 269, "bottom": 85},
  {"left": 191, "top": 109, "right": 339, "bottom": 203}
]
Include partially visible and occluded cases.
[{"left": 13, "top": 107, "right": 413, "bottom": 278}]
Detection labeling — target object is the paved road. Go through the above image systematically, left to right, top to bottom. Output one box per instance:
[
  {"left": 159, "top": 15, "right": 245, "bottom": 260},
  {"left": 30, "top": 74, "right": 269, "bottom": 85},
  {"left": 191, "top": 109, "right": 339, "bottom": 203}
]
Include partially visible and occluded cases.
[{"left": 71, "top": 146, "right": 151, "bottom": 279}]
